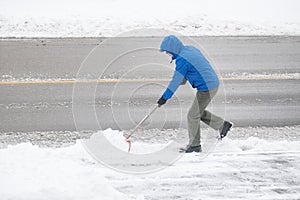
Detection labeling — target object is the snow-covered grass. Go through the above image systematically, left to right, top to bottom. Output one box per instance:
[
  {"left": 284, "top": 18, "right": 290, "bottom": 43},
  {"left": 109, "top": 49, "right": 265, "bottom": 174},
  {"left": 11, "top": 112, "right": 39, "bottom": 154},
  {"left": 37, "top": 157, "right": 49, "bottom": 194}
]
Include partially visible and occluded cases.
[
  {"left": 1, "top": 0, "right": 300, "bottom": 37},
  {"left": 1, "top": 127, "right": 300, "bottom": 200}
]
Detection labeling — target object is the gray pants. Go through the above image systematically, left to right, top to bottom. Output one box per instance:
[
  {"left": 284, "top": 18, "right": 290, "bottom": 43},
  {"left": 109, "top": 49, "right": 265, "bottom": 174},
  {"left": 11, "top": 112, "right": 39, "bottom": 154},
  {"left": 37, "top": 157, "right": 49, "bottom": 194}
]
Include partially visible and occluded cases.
[{"left": 187, "top": 87, "right": 224, "bottom": 146}]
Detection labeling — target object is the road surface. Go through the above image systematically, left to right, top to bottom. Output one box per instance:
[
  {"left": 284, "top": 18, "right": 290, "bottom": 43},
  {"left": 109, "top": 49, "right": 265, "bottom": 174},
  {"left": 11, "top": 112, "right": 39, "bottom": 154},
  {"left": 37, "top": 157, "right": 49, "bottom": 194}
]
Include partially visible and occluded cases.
[{"left": 0, "top": 37, "right": 299, "bottom": 132}]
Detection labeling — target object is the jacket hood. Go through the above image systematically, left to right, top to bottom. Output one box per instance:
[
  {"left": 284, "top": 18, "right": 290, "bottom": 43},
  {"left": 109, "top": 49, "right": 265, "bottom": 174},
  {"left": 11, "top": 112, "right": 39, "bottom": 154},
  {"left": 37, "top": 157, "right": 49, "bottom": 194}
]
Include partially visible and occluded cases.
[{"left": 160, "top": 35, "right": 184, "bottom": 60}]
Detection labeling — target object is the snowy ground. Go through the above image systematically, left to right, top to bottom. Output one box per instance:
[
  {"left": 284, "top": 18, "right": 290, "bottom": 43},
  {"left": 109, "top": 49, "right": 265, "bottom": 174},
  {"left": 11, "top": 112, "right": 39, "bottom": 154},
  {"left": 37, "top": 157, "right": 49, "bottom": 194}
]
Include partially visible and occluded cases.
[
  {"left": 1, "top": 0, "right": 300, "bottom": 37},
  {"left": 1, "top": 127, "right": 300, "bottom": 200}
]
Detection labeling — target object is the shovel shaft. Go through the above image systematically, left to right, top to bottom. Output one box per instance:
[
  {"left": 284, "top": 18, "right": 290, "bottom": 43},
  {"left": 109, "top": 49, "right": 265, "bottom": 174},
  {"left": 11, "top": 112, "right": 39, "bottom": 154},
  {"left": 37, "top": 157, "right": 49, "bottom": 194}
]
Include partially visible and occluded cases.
[{"left": 125, "top": 104, "right": 159, "bottom": 139}]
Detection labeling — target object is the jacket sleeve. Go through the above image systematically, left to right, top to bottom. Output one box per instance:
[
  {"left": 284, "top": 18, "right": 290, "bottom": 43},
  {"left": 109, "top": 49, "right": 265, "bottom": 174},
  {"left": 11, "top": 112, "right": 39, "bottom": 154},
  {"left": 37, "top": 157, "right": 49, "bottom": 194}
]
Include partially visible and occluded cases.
[{"left": 162, "top": 59, "right": 188, "bottom": 100}]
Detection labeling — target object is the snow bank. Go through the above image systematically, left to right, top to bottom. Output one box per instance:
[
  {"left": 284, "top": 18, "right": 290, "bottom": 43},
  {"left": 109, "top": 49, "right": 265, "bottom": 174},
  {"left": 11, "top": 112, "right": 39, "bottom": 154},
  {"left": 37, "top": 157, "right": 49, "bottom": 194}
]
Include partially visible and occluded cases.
[
  {"left": 0, "top": 0, "right": 299, "bottom": 37},
  {"left": 1, "top": 15, "right": 300, "bottom": 38},
  {"left": 1, "top": 72, "right": 300, "bottom": 83},
  {"left": 222, "top": 72, "right": 300, "bottom": 80},
  {"left": 1, "top": 127, "right": 300, "bottom": 199},
  {"left": 91, "top": 128, "right": 300, "bottom": 157},
  {"left": 100, "top": 128, "right": 300, "bottom": 154},
  {"left": 0, "top": 142, "right": 140, "bottom": 200}
]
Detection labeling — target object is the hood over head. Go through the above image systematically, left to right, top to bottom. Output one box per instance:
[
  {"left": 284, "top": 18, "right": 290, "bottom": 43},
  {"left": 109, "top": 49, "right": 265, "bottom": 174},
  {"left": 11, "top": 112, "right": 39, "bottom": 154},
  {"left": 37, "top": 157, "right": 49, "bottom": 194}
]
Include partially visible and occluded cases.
[{"left": 160, "top": 35, "right": 184, "bottom": 61}]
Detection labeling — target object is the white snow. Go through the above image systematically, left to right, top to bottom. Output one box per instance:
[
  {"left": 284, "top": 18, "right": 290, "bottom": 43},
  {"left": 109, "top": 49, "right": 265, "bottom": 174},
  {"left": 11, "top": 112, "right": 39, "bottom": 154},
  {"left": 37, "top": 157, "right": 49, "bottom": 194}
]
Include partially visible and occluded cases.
[
  {"left": 0, "top": 0, "right": 300, "bottom": 37},
  {"left": 1, "top": 72, "right": 300, "bottom": 83},
  {"left": 222, "top": 72, "right": 300, "bottom": 80},
  {"left": 1, "top": 127, "right": 300, "bottom": 199},
  {"left": 102, "top": 128, "right": 171, "bottom": 154},
  {"left": 0, "top": 142, "right": 137, "bottom": 200}
]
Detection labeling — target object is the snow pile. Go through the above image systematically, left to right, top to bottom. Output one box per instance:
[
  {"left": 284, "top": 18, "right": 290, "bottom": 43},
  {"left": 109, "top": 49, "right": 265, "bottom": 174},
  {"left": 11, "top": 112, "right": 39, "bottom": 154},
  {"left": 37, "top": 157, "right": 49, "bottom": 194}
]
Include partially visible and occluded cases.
[
  {"left": 0, "top": 0, "right": 299, "bottom": 37},
  {"left": 1, "top": 127, "right": 300, "bottom": 199},
  {"left": 102, "top": 128, "right": 171, "bottom": 154},
  {"left": 0, "top": 142, "right": 141, "bottom": 200}
]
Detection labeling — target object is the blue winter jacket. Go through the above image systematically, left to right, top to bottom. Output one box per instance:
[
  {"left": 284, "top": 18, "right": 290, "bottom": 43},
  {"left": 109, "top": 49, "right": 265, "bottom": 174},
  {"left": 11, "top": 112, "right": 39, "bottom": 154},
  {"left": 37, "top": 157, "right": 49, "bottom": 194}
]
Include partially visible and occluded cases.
[{"left": 160, "top": 35, "right": 219, "bottom": 100}]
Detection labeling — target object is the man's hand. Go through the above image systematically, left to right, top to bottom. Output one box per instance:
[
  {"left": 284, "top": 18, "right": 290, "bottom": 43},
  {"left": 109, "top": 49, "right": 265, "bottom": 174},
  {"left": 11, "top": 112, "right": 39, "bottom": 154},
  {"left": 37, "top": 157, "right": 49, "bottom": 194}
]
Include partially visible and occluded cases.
[{"left": 157, "top": 97, "right": 167, "bottom": 107}]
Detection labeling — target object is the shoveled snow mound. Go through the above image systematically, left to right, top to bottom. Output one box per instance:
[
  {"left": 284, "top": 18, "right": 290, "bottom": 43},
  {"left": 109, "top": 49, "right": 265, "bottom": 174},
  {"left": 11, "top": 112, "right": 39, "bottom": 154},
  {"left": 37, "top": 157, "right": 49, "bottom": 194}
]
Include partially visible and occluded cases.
[
  {"left": 100, "top": 128, "right": 300, "bottom": 154},
  {"left": 102, "top": 128, "right": 171, "bottom": 154},
  {"left": 0, "top": 142, "right": 141, "bottom": 200}
]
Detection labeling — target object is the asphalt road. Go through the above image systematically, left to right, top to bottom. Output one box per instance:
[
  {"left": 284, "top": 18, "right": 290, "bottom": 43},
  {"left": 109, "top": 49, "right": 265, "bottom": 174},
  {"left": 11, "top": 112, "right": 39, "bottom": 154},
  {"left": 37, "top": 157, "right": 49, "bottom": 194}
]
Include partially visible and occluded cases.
[{"left": 0, "top": 37, "right": 300, "bottom": 132}]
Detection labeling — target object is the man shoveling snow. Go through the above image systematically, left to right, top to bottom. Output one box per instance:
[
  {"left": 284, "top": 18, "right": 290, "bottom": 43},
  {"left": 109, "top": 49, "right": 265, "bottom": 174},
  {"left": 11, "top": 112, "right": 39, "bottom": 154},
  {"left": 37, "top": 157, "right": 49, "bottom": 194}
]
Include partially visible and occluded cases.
[{"left": 157, "top": 35, "right": 233, "bottom": 153}]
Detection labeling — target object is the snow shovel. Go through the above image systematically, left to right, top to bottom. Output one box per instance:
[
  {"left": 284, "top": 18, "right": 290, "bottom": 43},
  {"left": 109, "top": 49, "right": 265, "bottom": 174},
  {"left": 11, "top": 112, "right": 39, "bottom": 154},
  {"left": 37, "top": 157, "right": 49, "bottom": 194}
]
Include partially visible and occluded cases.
[{"left": 125, "top": 104, "right": 159, "bottom": 152}]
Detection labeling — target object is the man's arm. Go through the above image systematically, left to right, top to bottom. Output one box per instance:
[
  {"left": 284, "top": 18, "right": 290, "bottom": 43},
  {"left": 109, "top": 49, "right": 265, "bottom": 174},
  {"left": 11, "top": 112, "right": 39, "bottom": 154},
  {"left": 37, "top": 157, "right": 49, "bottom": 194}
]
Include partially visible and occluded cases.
[{"left": 161, "top": 59, "right": 188, "bottom": 101}]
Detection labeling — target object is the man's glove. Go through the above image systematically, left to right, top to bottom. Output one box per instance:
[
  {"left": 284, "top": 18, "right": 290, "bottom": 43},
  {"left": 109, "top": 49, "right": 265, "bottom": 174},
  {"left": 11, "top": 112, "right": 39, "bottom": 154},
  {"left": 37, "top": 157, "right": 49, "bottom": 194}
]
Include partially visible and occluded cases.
[{"left": 157, "top": 97, "right": 167, "bottom": 107}]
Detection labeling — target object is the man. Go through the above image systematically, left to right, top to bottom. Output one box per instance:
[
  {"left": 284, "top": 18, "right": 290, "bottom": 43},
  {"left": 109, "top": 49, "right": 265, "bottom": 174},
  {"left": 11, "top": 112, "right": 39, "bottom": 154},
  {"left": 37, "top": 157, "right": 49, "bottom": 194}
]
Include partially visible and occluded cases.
[{"left": 157, "top": 35, "right": 233, "bottom": 153}]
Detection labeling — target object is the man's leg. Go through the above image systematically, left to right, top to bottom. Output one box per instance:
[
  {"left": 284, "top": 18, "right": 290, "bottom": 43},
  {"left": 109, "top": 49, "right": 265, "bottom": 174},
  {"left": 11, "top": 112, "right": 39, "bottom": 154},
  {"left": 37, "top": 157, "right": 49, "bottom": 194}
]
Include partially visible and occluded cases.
[
  {"left": 199, "top": 88, "right": 225, "bottom": 131},
  {"left": 187, "top": 89, "right": 216, "bottom": 146},
  {"left": 187, "top": 97, "right": 201, "bottom": 146},
  {"left": 201, "top": 110, "right": 224, "bottom": 130}
]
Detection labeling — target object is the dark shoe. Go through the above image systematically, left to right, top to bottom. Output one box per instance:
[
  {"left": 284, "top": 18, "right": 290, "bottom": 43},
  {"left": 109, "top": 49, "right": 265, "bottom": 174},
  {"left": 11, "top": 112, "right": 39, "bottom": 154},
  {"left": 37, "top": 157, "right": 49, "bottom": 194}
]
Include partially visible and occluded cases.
[
  {"left": 219, "top": 121, "right": 233, "bottom": 139},
  {"left": 179, "top": 145, "right": 202, "bottom": 153}
]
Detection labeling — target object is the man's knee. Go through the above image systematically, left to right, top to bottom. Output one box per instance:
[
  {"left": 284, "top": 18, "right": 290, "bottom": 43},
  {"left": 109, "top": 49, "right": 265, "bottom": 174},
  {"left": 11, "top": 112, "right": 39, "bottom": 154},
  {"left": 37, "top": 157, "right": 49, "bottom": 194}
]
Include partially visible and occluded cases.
[{"left": 187, "top": 110, "right": 200, "bottom": 121}]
